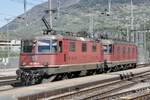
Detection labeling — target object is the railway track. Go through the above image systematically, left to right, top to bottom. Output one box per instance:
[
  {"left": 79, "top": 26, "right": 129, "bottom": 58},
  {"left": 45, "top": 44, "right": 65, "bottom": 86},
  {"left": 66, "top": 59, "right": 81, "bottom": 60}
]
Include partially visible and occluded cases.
[
  {"left": 45, "top": 70, "right": 150, "bottom": 100},
  {"left": 0, "top": 76, "right": 19, "bottom": 86}
]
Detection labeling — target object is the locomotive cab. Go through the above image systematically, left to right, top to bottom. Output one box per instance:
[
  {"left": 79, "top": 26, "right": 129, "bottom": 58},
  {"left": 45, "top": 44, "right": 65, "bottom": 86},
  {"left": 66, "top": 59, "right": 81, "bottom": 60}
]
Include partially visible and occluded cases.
[
  {"left": 20, "top": 36, "right": 63, "bottom": 68},
  {"left": 102, "top": 39, "right": 137, "bottom": 71},
  {"left": 102, "top": 40, "right": 113, "bottom": 61}
]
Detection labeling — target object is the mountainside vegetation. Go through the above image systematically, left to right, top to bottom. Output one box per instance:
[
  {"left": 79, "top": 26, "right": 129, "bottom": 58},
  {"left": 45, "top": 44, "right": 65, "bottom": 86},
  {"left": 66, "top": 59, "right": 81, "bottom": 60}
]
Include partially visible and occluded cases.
[{"left": 0, "top": 0, "right": 150, "bottom": 39}]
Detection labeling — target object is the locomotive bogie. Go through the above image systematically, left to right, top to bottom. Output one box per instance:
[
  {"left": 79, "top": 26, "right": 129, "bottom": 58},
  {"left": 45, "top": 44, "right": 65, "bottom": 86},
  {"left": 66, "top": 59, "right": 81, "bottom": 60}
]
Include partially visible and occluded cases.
[{"left": 17, "top": 62, "right": 105, "bottom": 85}]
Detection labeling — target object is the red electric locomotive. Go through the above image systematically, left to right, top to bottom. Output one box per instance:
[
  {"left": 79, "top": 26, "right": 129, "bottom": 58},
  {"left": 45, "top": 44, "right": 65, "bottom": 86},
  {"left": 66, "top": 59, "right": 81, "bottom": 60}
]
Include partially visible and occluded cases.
[{"left": 17, "top": 33, "right": 105, "bottom": 85}]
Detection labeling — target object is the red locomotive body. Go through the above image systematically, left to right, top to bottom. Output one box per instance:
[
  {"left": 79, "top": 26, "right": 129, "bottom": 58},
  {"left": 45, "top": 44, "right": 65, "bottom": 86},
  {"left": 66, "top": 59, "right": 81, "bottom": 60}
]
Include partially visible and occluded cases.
[
  {"left": 17, "top": 34, "right": 137, "bottom": 85},
  {"left": 20, "top": 35, "right": 103, "bottom": 67}
]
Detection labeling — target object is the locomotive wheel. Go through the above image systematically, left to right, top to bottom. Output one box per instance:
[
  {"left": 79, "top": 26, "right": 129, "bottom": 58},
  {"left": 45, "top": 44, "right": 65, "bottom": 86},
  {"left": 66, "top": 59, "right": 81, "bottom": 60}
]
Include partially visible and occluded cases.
[
  {"left": 123, "top": 65, "right": 127, "bottom": 70},
  {"left": 115, "top": 66, "right": 119, "bottom": 71},
  {"left": 96, "top": 68, "right": 103, "bottom": 74},
  {"left": 86, "top": 70, "right": 95, "bottom": 76},
  {"left": 74, "top": 71, "right": 81, "bottom": 78},
  {"left": 61, "top": 72, "right": 81, "bottom": 80},
  {"left": 61, "top": 73, "right": 73, "bottom": 79},
  {"left": 62, "top": 73, "right": 68, "bottom": 80},
  {"left": 67, "top": 73, "right": 75, "bottom": 79},
  {"left": 52, "top": 74, "right": 64, "bottom": 81},
  {"left": 42, "top": 75, "right": 57, "bottom": 83},
  {"left": 23, "top": 77, "right": 32, "bottom": 86},
  {"left": 24, "top": 77, "right": 39, "bottom": 86}
]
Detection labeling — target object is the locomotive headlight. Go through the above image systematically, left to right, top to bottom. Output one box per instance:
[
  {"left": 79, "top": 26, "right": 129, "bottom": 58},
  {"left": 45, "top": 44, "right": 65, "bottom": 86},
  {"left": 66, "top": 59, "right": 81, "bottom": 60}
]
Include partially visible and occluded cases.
[
  {"left": 30, "top": 56, "right": 40, "bottom": 66},
  {"left": 21, "top": 62, "right": 26, "bottom": 66}
]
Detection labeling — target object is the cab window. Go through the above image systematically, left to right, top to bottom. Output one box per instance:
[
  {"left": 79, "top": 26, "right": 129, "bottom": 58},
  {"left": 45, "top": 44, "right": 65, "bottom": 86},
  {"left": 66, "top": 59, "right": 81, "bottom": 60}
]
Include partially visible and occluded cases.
[
  {"left": 21, "top": 40, "right": 33, "bottom": 53},
  {"left": 38, "top": 40, "right": 50, "bottom": 53},
  {"left": 38, "top": 40, "right": 58, "bottom": 53},
  {"left": 51, "top": 40, "right": 58, "bottom": 53},
  {"left": 59, "top": 41, "right": 62, "bottom": 52},
  {"left": 69, "top": 41, "right": 76, "bottom": 52},
  {"left": 82, "top": 42, "right": 87, "bottom": 52},
  {"left": 92, "top": 42, "right": 97, "bottom": 52},
  {"left": 103, "top": 44, "right": 112, "bottom": 54},
  {"left": 108, "top": 44, "right": 112, "bottom": 53},
  {"left": 103, "top": 45, "right": 107, "bottom": 53},
  {"left": 117, "top": 46, "right": 120, "bottom": 54},
  {"left": 123, "top": 47, "right": 125, "bottom": 54},
  {"left": 128, "top": 47, "right": 130, "bottom": 53}
]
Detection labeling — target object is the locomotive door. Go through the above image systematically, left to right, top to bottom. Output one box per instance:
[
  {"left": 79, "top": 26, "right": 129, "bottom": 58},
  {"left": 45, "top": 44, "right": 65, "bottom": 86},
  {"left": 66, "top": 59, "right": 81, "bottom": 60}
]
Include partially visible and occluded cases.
[
  {"left": 62, "top": 39, "right": 68, "bottom": 64},
  {"left": 56, "top": 40, "right": 68, "bottom": 64}
]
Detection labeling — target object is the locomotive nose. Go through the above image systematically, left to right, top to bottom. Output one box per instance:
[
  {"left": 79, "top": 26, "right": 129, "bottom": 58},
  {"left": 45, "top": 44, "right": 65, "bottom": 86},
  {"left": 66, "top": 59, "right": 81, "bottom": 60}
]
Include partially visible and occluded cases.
[
  {"left": 29, "top": 55, "right": 40, "bottom": 66},
  {"left": 31, "top": 55, "right": 36, "bottom": 62}
]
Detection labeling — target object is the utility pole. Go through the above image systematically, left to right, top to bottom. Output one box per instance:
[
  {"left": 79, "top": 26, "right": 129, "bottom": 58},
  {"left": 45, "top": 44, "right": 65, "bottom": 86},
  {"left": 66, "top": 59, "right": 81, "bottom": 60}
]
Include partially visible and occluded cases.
[
  {"left": 24, "top": 0, "right": 27, "bottom": 26},
  {"left": 24, "top": 0, "right": 26, "bottom": 13},
  {"left": 48, "top": 0, "right": 53, "bottom": 29},
  {"left": 57, "top": 0, "right": 60, "bottom": 19},
  {"left": 108, "top": 0, "right": 111, "bottom": 15},
  {"left": 129, "top": 0, "right": 134, "bottom": 42},
  {"left": 130, "top": 0, "right": 134, "bottom": 30},
  {"left": 89, "top": 14, "right": 94, "bottom": 34},
  {"left": 4, "top": 18, "right": 11, "bottom": 66},
  {"left": 143, "top": 19, "right": 148, "bottom": 63},
  {"left": 126, "top": 24, "right": 129, "bottom": 41}
]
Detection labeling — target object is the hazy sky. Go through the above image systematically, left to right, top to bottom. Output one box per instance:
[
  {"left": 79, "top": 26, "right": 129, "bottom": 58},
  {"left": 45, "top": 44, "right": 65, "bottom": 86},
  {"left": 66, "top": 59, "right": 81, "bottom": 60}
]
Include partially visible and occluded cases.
[{"left": 0, "top": 0, "right": 47, "bottom": 27}]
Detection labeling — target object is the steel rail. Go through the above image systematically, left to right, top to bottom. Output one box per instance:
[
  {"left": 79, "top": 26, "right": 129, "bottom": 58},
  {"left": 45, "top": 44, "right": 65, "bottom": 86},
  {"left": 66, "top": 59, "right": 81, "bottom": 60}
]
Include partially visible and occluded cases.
[
  {"left": 136, "top": 63, "right": 149, "bottom": 68},
  {"left": 0, "top": 76, "right": 19, "bottom": 86},
  {"left": 0, "top": 76, "right": 16, "bottom": 80},
  {"left": 100, "top": 85, "right": 150, "bottom": 100},
  {"left": 119, "top": 89, "right": 150, "bottom": 100}
]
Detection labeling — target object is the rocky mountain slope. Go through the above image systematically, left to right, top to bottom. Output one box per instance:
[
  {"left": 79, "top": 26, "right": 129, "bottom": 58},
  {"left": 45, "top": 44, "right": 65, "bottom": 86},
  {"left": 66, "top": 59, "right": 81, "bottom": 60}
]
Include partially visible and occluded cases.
[{"left": 0, "top": 0, "right": 150, "bottom": 38}]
